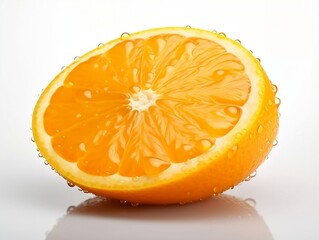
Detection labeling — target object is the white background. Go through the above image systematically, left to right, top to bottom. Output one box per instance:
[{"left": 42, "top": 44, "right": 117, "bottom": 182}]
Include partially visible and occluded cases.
[{"left": 0, "top": 0, "right": 318, "bottom": 239}]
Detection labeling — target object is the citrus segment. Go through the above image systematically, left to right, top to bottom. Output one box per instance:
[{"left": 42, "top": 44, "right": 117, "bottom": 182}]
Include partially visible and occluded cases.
[{"left": 32, "top": 27, "right": 279, "bottom": 204}]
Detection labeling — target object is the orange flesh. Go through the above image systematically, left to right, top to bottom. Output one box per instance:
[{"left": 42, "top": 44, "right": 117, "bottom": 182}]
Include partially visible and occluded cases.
[{"left": 44, "top": 34, "right": 251, "bottom": 177}]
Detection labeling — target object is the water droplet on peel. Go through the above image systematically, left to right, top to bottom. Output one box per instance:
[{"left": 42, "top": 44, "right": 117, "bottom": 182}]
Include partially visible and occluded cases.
[
  {"left": 185, "top": 25, "right": 191, "bottom": 28},
  {"left": 121, "top": 32, "right": 130, "bottom": 39},
  {"left": 218, "top": 32, "right": 226, "bottom": 37},
  {"left": 235, "top": 39, "right": 241, "bottom": 44},
  {"left": 98, "top": 43, "right": 104, "bottom": 48},
  {"left": 249, "top": 50, "right": 254, "bottom": 54},
  {"left": 74, "top": 56, "right": 79, "bottom": 61},
  {"left": 256, "top": 58, "right": 261, "bottom": 62},
  {"left": 61, "top": 66, "right": 66, "bottom": 70},
  {"left": 271, "top": 84, "right": 278, "bottom": 93},
  {"left": 275, "top": 97, "right": 281, "bottom": 107},
  {"left": 257, "top": 125, "right": 263, "bottom": 134},
  {"left": 31, "top": 137, "right": 35, "bottom": 142},
  {"left": 273, "top": 139, "right": 278, "bottom": 146},
  {"left": 227, "top": 145, "right": 238, "bottom": 159},
  {"left": 36, "top": 148, "right": 39, "bottom": 152},
  {"left": 38, "top": 153, "right": 43, "bottom": 158},
  {"left": 44, "top": 160, "right": 49, "bottom": 165},
  {"left": 250, "top": 171, "right": 257, "bottom": 178},
  {"left": 132, "top": 176, "right": 139, "bottom": 182},
  {"left": 67, "top": 181, "right": 75, "bottom": 187},
  {"left": 213, "top": 186, "right": 219, "bottom": 193},
  {"left": 83, "top": 190, "right": 89, "bottom": 193},
  {"left": 244, "top": 198, "right": 256, "bottom": 207},
  {"left": 120, "top": 200, "right": 127, "bottom": 204},
  {"left": 179, "top": 201, "right": 187, "bottom": 205},
  {"left": 131, "top": 202, "right": 139, "bottom": 207},
  {"left": 66, "top": 206, "right": 75, "bottom": 214}
]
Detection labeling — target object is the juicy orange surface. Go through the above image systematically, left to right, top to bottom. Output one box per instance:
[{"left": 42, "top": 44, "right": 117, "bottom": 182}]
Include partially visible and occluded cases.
[{"left": 33, "top": 27, "right": 279, "bottom": 204}]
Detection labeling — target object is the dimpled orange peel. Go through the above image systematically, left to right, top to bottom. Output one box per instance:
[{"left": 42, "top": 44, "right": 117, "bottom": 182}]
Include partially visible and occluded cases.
[{"left": 32, "top": 27, "right": 279, "bottom": 204}]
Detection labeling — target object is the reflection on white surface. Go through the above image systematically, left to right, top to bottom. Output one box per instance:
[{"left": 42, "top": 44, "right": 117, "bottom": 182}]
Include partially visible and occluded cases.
[{"left": 46, "top": 195, "right": 272, "bottom": 240}]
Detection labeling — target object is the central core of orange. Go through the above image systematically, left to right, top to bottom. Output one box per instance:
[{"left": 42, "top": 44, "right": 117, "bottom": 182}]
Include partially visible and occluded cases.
[
  {"left": 44, "top": 34, "right": 250, "bottom": 177},
  {"left": 129, "top": 88, "right": 159, "bottom": 111}
]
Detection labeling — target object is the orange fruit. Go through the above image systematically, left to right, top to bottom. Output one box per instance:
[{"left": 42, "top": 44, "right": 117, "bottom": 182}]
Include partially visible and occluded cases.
[{"left": 32, "top": 27, "right": 279, "bottom": 204}]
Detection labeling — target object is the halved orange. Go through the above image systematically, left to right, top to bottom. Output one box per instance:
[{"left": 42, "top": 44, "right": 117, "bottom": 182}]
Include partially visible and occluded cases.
[{"left": 32, "top": 27, "right": 279, "bottom": 204}]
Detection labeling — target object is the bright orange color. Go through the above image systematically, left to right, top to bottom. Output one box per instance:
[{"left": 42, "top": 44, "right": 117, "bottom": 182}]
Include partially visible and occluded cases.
[{"left": 32, "top": 27, "right": 279, "bottom": 204}]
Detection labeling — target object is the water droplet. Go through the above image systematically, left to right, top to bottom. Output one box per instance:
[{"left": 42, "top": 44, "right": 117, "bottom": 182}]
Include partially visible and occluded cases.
[
  {"left": 185, "top": 25, "right": 191, "bottom": 28},
  {"left": 121, "top": 32, "right": 130, "bottom": 39},
  {"left": 218, "top": 32, "right": 226, "bottom": 37},
  {"left": 235, "top": 39, "right": 241, "bottom": 44},
  {"left": 98, "top": 43, "right": 104, "bottom": 48},
  {"left": 249, "top": 50, "right": 254, "bottom": 54},
  {"left": 73, "top": 56, "right": 79, "bottom": 61},
  {"left": 256, "top": 58, "right": 261, "bottom": 62},
  {"left": 61, "top": 66, "right": 66, "bottom": 70},
  {"left": 216, "top": 69, "right": 225, "bottom": 76},
  {"left": 145, "top": 82, "right": 152, "bottom": 89},
  {"left": 271, "top": 84, "right": 278, "bottom": 93},
  {"left": 129, "top": 85, "right": 140, "bottom": 93},
  {"left": 83, "top": 90, "right": 92, "bottom": 99},
  {"left": 275, "top": 97, "right": 281, "bottom": 107},
  {"left": 226, "top": 106, "right": 239, "bottom": 116},
  {"left": 257, "top": 125, "right": 263, "bottom": 134},
  {"left": 31, "top": 137, "right": 35, "bottom": 142},
  {"left": 199, "top": 139, "right": 213, "bottom": 151},
  {"left": 273, "top": 139, "right": 278, "bottom": 146},
  {"left": 79, "top": 143, "right": 86, "bottom": 152},
  {"left": 183, "top": 144, "right": 193, "bottom": 151},
  {"left": 227, "top": 145, "right": 238, "bottom": 159},
  {"left": 36, "top": 148, "right": 39, "bottom": 152},
  {"left": 38, "top": 153, "right": 43, "bottom": 158},
  {"left": 44, "top": 160, "right": 49, "bottom": 165},
  {"left": 245, "top": 171, "right": 257, "bottom": 181},
  {"left": 250, "top": 171, "right": 257, "bottom": 178},
  {"left": 132, "top": 176, "right": 139, "bottom": 182},
  {"left": 67, "top": 181, "right": 75, "bottom": 187},
  {"left": 213, "top": 186, "right": 220, "bottom": 193},
  {"left": 230, "top": 186, "right": 234, "bottom": 189},
  {"left": 78, "top": 188, "right": 83, "bottom": 192},
  {"left": 83, "top": 190, "right": 89, "bottom": 193},
  {"left": 244, "top": 198, "right": 256, "bottom": 207},
  {"left": 179, "top": 201, "right": 187, "bottom": 205},
  {"left": 131, "top": 202, "right": 139, "bottom": 207},
  {"left": 66, "top": 206, "right": 75, "bottom": 214}
]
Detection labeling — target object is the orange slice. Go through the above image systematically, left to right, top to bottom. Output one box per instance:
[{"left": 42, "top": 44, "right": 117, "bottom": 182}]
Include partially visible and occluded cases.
[{"left": 32, "top": 27, "right": 279, "bottom": 204}]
